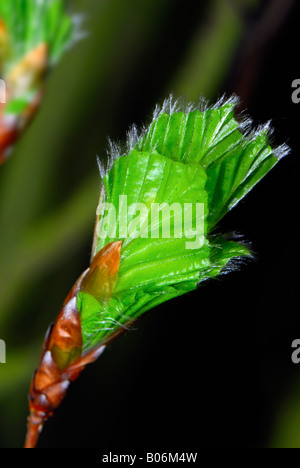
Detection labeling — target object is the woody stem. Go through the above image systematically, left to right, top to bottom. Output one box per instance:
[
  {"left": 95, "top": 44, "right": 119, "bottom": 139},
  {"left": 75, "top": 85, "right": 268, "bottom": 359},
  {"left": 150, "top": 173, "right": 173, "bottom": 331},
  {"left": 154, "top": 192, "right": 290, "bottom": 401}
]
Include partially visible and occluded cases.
[{"left": 24, "top": 415, "right": 44, "bottom": 449}]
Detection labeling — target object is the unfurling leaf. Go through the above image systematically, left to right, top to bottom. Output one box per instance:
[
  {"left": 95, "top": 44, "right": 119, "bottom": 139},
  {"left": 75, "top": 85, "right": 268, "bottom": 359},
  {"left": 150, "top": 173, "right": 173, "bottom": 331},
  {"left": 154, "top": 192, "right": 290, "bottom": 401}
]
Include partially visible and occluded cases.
[{"left": 25, "top": 95, "right": 289, "bottom": 448}]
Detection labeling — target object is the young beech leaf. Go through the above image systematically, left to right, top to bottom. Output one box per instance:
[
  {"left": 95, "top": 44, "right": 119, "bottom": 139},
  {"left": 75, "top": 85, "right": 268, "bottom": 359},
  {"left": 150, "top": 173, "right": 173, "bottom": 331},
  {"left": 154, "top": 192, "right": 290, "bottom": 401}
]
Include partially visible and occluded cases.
[
  {"left": 0, "top": 0, "right": 79, "bottom": 164},
  {"left": 25, "top": 95, "right": 289, "bottom": 448},
  {"left": 79, "top": 96, "right": 288, "bottom": 350}
]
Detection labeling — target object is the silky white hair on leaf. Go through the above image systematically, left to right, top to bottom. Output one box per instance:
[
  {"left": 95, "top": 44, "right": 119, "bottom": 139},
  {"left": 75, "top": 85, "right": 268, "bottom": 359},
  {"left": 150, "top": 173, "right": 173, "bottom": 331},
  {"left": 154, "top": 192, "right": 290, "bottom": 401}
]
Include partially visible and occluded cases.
[
  {"left": 100, "top": 94, "right": 290, "bottom": 180},
  {"left": 273, "top": 143, "right": 291, "bottom": 160}
]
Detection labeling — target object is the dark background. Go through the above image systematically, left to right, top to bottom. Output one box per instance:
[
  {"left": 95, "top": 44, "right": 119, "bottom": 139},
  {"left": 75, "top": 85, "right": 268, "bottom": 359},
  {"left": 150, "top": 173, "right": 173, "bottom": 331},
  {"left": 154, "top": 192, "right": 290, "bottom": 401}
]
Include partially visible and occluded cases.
[{"left": 0, "top": 0, "right": 299, "bottom": 448}]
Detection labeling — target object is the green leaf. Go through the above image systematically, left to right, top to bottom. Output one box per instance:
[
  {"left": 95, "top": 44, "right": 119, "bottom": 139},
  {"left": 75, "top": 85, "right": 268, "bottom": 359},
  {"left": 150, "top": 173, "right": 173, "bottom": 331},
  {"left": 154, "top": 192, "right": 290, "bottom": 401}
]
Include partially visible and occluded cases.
[
  {"left": 77, "top": 96, "right": 288, "bottom": 351},
  {"left": 136, "top": 97, "right": 282, "bottom": 229},
  {"left": 137, "top": 99, "right": 241, "bottom": 166},
  {"left": 205, "top": 127, "right": 278, "bottom": 228},
  {"left": 96, "top": 149, "right": 208, "bottom": 253},
  {"left": 79, "top": 237, "right": 249, "bottom": 350}
]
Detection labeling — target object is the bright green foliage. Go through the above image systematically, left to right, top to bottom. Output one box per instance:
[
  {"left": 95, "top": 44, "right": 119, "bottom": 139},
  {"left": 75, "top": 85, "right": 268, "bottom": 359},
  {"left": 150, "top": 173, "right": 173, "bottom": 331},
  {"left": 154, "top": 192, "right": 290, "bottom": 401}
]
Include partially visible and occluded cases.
[
  {"left": 0, "top": 0, "right": 75, "bottom": 75},
  {"left": 77, "top": 97, "right": 286, "bottom": 350},
  {"left": 136, "top": 100, "right": 278, "bottom": 229}
]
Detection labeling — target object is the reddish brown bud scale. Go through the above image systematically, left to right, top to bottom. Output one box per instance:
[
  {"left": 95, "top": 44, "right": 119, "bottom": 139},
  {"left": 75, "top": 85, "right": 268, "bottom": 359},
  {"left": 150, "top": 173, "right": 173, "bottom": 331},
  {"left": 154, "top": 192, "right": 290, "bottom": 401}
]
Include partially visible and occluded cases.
[
  {"left": 25, "top": 241, "right": 123, "bottom": 448},
  {"left": 81, "top": 241, "right": 123, "bottom": 303},
  {"left": 48, "top": 298, "right": 83, "bottom": 371}
]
